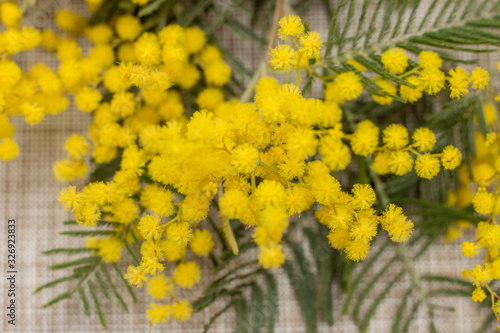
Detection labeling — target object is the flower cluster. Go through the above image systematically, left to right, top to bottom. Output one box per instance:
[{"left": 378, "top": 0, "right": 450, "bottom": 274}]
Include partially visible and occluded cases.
[
  {"left": 0, "top": 2, "right": 66, "bottom": 161},
  {"left": 51, "top": 6, "right": 230, "bottom": 324},
  {"left": 47, "top": 7, "right": 231, "bottom": 181},
  {"left": 50, "top": 11, "right": 493, "bottom": 328},
  {"left": 58, "top": 16, "right": 417, "bottom": 282},
  {"left": 270, "top": 16, "right": 323, "bottom": 74},
  {"left": 323, "top": 48, "right": 489, "bottom": 106},
  {"left": 454, "top": 67, "right": 500, "bottom": 328},
  {"left": 367, "top": 124, "right": 462, "bottom": 179}
]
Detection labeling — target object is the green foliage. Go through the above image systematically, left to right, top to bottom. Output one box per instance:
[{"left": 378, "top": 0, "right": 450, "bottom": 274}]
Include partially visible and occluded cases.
[
  {"left": 321, "top": 0, "right": 500, "bottom": 101},
  {"left": 37, "top": 220, "right": 139, "bottom": 328},
  {"left": 265, "top": 223, "right": 343, "bottom": 333},
  {"left": 192, "top": 257, "right": 278, "bottom": 332},
  {"left": 88, "top": 280, "right": 108, "bottom": 329},
  {"left": 203, "top": 301, "right": 237, "bottom": 332}
]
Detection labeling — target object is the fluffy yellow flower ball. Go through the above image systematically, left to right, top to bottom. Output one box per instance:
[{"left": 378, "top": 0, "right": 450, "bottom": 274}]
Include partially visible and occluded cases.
[
  {"left": 0, "top": 2, "right": 22, "bottom": 28},
  {"left": 55, "top": 10, "right": 86, "bottom": 35},
  {"left": 115, "top": 15, "right": 142, "bottom": 41},
  {"left": 278, "top": 15, "right": 304, "bottom": 41},
  {"left": 85, "top": 23, "right": 113, "bottom": 45},
  {"left": 184, "top": 26, "right": 206, "bottom": 54},
  {"left": 299, "top": 31, "right": 323, "bottom": 59},
  {"left": 134, "top": 32, "right": 161, "bottom": 66},
  {"left": 270, "top": 45, "right": 296, "bottom": 72},
  {"left": 381, "top": 48, "right": 408, "bottom": 74},
  {"left": 418, "top": 51, "right": 442, "bottom": 69},
  {"left": 204, "top": 60, "right": 231, "bottom": 86},
  {"left": 419, "top": 68, "right": 445, "bottom": 95},
  {"left": 335, "top": 72, "right": 363, "bottom": 101},
  {"left": 400, "top": 76, "right": 424, "bottom": 103},
  {"left": 75, "top": 86, "right": 102, "bottom": 112},
  {"left": 196, "top": 87, "right": 224, "bottom": 110},
  {"left": 350, "top": 120, "right": 379, "bottom": 156},
  {"left": 383, "top": 124, "right": 409, "bottom": 150},
  {"left": 412, "top": 128, "right": 436, "bottom": 152},
  {"left": 63, "top": 134, "right": 89, "bottom": 159},
  {"left": 0, "top": 138, "right": 19, "bottom": 161},
  {"left": 231, "top": 143, "right": 260, "bottom": 174},
  {"left": 440, "top": 145, "right": 461, "bottom": 170},
  {"left": 388, "top": 151, "right": 413, "bottom": 176},
  {"left": 414, "top": 153, "right": 440, "bottom": 179},
  {"left": 472, "top": 188, "right": 495, "bottom": 215},
  {"left": 138, "top": 214, "right": 162, "bottom": 240},
  {"left": 167, "top": 222, "right": 193, "bottom": 246},
  {"left": 189, "top": 229, "right": 214, "bottom": 256},
  {"left": 98, "top": 238, "right": 123, "bottom": 263},
  {"left": 160, "top": 240, "right": 186, "bottom": 261},
  {"left": 461, "top": 242, "right": 479, "bottom": 257},
  {"left": 258, "top": 243, "right": 286, "bottom": 269},
  {"left": 173, "top": 261, "right": 201, "bottom": 289},
  {"left": 147, "top": 274, "right": 174, "bottom": 300},
  {"left": 471, "top": 286, "right": 487, "bottom": 302},
  {"left": 171, "top": 299, "right": 193, "bottom": 322},
  {"left": 146, "top": 302, "right": 170, "bottom": 325}
]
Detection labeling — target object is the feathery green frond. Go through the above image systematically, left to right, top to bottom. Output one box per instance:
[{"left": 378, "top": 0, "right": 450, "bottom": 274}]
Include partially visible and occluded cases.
[
  {"left": 60, "top": 230, "right": 116, "bottom": 237},
  {"left": 123, "top": 240, "right": 140, "bottom": 265},
  {"left": 42, "top": 248, "right": 95, "bottom": 255},
  {"left": 49, "top": 257, "right": 100, "bottom": 270},
  {"left": 112, "top": 263, "right": 137, "bottom": 303},
  {"left": 101, "top": 265, "right": 129, "bottom": 313},
  {"left": 94, "top": 271, "right": 111, "bottom": 301},
  {"left": 264, "top": 271, "right": 278, "bottom": 332},
  {"left": 34, "top": 275, "right": 79, "bottom": 294},
  {"left": 88, "top": 280, "right": 108, "bottom": 329},
  {"left": 79, "top": 287, "right": 91, "bottom": 317},
  {"left": 42, "top": 291, "right": 72, "bottom": 309},
  {"left": 203, "top": 301, "right": 237, "bottom": 332}
]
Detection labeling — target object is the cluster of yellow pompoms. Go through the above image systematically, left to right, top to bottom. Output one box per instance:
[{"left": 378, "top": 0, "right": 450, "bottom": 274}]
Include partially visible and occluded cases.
[
  {"left": 0, "top": 2, "right": 64, "bottom": 161},
  {"left": 20, "top": 2, "right": 489, "bottom": 327},
  {"left": 50, "top": 2, "right": 233, "bottom": 325},
  {"left": 49, "top": 8, "right": 231, "bottom": 181},
  {"left": 53, "top": 12, "right": 494, "bottom": 327},
  {"left": 61, "top": 16, "right": 415, "bottom": 277},
  {"left": 323, "top": 48, "right": 489, "bottom": 106},
  {"left": 437, "top": 63, "right": 500, "bottom": 329},
  {"left": 457, "top": 106, "right": 500, "bottom": 306}
]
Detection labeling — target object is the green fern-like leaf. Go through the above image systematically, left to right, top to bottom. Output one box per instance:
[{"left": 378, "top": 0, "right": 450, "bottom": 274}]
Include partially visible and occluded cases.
[
  {"left": 320, "top": 0, "right": 500, "bottom": 101},
  {"left": 37, "top": 219, "right": 141, "bottom": 328},
  {"left": 88, "top": 280, "right": 108, "bottom": 329}
]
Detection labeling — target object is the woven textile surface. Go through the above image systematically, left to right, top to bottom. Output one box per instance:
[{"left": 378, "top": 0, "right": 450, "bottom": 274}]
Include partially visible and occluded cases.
[{"left": 0, "top": 0, "right": 496, "bottom": 332}]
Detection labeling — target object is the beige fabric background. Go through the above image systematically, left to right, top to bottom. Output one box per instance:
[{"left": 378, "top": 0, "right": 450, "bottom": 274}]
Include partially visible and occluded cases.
[{"left": 0, "top": 0, "right": 496, "bottom": 332}]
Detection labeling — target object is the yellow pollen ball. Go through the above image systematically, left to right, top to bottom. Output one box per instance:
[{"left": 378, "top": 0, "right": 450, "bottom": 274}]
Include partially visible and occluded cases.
[
  {"left": 0, "top": 2, "right": 22, "bottom": 28},
  {"left": 278, "top": 15, "right": 304, "bottom": 41},
  {"left": 270, "top": 45, "right": 296, "bottom": 72},
  {"left": 381, "top": 48, "right": 408, "bottom": 75},
  {"left": 335, "top": 72, "right": 363, "bottom": 101},
  {"left": 383, "top": 124, "right": 409, "bottom": 150},
  {"left": 412, "top": 128, "right": 436, "bottom": 152},
  {"left": 414, "top": 153, "right": 440, "bottom": 179},
  {"left": 189, "top": 229, "right": 214, "bottom": 257},
  {"left": 258, "top": 243, "right": 286, "bottom": 269},
  {"left": 173, "top": 261, "right": 201, "bottom": 289},
  {"left": 147, "top": 274, "right": 174, "bottom": 300},
  {"left": 171, "top": 300, "right": 193, "bottom": 322}
]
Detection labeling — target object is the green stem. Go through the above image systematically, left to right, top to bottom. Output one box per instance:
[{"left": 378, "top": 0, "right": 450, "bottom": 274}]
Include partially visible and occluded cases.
[
  {"left": 239, "top": 0, "right": 284, "bottom": 103},
  {"left": 399, "top": 244, "right": 438, "bottom": 330}
]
